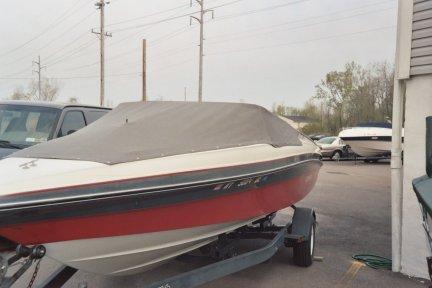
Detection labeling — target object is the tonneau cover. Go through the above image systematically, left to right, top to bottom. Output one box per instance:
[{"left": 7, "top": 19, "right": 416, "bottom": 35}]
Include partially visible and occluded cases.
[
  {"left": 12, "top": 102, "right": 301, "bottom": 164},
  {"left": 413, "top": 175, "right": 432, "bottom": 217}
]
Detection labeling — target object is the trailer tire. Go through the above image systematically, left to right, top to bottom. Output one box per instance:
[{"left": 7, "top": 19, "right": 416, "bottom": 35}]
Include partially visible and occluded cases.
[
  {"left": 331, "top": 150, "right": 342, "bottom": 161},
  {"left": 293, "top": 223, "right": 315, "bottom": 267}
]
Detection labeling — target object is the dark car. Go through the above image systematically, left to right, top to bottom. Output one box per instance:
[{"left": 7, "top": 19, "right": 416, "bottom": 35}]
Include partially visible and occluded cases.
[{"left": 0, "top": 101, "right": 110, "bottom": 159}]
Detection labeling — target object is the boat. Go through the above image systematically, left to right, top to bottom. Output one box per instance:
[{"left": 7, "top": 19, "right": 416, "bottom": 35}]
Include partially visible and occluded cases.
[
  {"left": 0, "top": 102, "right": 322, "bottom": 276},
  {"left": 412, "top": 116, "right": 432, "bottom": 282},
  {"left": 338, "top": 122, "right": 393, "bottom": 158},
  {"left": 412, "top": 175, "right": 432, "bottom": 254}
]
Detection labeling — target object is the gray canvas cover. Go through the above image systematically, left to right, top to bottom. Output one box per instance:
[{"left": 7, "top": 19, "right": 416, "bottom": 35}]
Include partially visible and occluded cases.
[{"left": 12, "top": 102, "right": 301, "bottom": 164}]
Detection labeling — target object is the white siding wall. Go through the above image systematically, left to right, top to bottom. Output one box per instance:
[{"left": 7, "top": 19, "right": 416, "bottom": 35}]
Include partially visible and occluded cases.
[
  {"left": 411, "top": 0, "right": 432, "bottom": 75},
  {"left": 401, "top": 75, "right": 432, "bottom": 279}
]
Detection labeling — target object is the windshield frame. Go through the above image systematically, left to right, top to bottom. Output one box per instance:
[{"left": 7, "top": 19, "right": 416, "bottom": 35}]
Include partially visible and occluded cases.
[{"left": 0, "top": 104, "right": 62, "bottom": 149}]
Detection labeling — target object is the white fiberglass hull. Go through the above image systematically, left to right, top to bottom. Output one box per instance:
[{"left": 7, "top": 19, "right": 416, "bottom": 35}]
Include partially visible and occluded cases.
[
  {"left": 339, "top": 127, "right": 393, "bottom": 158},
  {"left": 343, "top": 139, "right": 391, "bottom": 157},
  {"left": 0, "top": 143, "right": 321, "bottom": 276},
  {"left": 44, "top": 219, "right": 256, "bottom": 276}
]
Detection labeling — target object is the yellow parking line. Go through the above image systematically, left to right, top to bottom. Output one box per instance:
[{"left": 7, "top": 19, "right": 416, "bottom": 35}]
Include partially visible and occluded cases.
[{"left": 335, "top": 261, "right": 365, "bottom": 288}]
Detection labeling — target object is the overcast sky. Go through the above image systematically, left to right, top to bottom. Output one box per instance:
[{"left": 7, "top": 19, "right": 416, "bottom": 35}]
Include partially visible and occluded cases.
[{"left": 0, "top": 0, "right": 397, "bottom": 109}]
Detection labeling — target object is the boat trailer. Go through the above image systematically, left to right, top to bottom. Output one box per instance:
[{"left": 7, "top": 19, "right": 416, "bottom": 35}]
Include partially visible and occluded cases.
[{"left": 0, "top": 207, "right": 316, "bottom": 288}]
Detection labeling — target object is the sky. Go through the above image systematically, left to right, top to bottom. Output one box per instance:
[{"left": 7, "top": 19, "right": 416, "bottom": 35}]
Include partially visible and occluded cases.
[{"left": 0, "top": 0, "right": 397, "bottom": 110}]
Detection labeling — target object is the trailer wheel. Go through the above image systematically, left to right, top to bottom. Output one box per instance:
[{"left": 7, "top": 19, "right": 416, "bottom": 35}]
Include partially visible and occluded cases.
[
  {"left": 331, "top": 150, "right": 342, "bottom": 161},
  {"left": 293, "top": 223, "right": 315, "bottom": 267}
]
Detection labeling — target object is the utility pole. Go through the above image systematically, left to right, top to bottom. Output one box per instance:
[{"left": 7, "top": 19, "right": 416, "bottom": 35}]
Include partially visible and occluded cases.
[
  {"left": 92, "top": 0, "right": 112, "bottom": 107},
  {"left": 190, "top": 0, "right": 213, "bottom": 103},
  {"left": 142, "top": 39, "right": 147, "bottom": 101},
  {"left": 33, "top": 55, "right": 45, "bottom": 100},
  {"left": 184, "top": 86, "right": 187, "bottom": 101}
]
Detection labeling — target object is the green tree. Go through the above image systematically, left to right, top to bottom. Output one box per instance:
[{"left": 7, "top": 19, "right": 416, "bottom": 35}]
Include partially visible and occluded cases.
[
  {"left": 275, "top": 61, "right": 394, "bottom": 136},
  {"left": 314, "top": 62, "right": 359, "bottom": 133}
]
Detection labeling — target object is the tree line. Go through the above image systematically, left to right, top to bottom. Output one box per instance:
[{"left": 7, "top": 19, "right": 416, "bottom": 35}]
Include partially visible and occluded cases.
[{"left": 273, "top": 61, "right": 394, "bottom": 135}]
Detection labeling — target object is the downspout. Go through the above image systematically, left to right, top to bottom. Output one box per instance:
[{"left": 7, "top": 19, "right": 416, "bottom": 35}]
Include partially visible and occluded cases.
[
  {"left": 391, "top": 0, "right": 412, "bottom": 273},
  {"left": 391, "top": 78, "right": 405, "bottom": 272}
]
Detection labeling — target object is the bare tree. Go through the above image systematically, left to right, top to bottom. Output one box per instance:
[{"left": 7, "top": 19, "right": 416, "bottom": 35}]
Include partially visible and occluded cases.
[
  {"left": 9, "top": 78, "right": 60, "bottom": 102},
  {"left": 10, "top": 86, "right": 28, "bottom": 100},
  {"left": 272, "top": 103, "right": 301, "bottom": 117}
]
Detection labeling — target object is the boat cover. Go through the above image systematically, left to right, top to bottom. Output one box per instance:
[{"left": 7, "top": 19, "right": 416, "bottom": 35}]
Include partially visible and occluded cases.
[
  {"left": 12, "top": 102, "right": 301, "bottom": 164},
  {"left": 413, "top": 175, "right": 432, "bottom": 217}
]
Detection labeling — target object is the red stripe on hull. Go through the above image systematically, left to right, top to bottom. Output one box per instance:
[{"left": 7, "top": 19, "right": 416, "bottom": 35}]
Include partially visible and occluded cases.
[{"left": 0, "top": 165, "right": 320, "bottom": 245}]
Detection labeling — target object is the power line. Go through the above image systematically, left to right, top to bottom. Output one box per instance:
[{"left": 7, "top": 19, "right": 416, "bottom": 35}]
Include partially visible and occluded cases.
[
  {"left": 0, "top": 0, "right": 89, "bottom": 58},
  {"left": 1, "top": 0, "right": 308, "bottom": 76},
  {"left": 1, "top": 0, "right": 394, "bottom": 85},
  {"left": 110, "top": 0, "right": 254, "bottom": 33},
  {"left": 205, "top": 0, "right": 252, "bottom": 10},
  {"left": 208, "top": 0, "right": 396, "bottom": 39},
  {"left": 211, "top": 0, "right": 312, "bottom": 22},
  {"left": 106, "top": 3, "right": 190, "bottom": 27},
  {"left": 125, "top": 3, "right": 395, "bottom": 60},
  {"left": 0, "top": 4, "right": 98, "bottom": 78},
  {"left": 47, "top": 4, "right": 395, "bottom": 75},
  {"left": 106, "top": 5, "right": 192, "bottom": 48},
  {"left": 206, "top": 6, "right": 396, "bottom": 44},
  {"left": 1, "top": 10, "right": 96, "bottom": 68},
  {"left": 34, "top": 10, "right": 97, "bottom": 57},
  {"left": 111, "top": 11, "right": 198, "bottom": 32},
  {"left": 108, "top": 20, "right": 187, "bottom": 46},
  {"left": 2, "top": 24, "right": 396, "bottom": 80},
  {"left": 206, "top": 25, "right": 396, "bottom": 56},
  {"left": 0, "top": 26, "right": 395, "bottom": 81},
  {"left": 47, "top": 26, "right": 194, "bottom": 73},
  {"left": 63, "top": 26, "right": 189, "bottom": 70},
  {"left": 148, "top": 26, "right": 192, "bottom": 48},
  {"left": 43, "top": 33, "right": 94, "bottom": 63},
  {"left": 45, "top": 39, "right": 96, "bottom": 67},
  {"left": 51, "top": 45, "right": 142, "bottom": 73},
  {"left": 150, "top": 45, "right": 194, "bottom": 57},
  {"left": 150, "top": 58, "right": 194, "bottom": 73},
  {"left": 57, "top": 60, "right": 100, "bottom": 73},
  {"left": 1, "top": 65, "right": 34, "bottom": 78},
  {"left": 0, "top": 72, "right": 140, "bottom": 80},
  {"left": 56, "top": 72, "right": 141, "bottom": 79}
]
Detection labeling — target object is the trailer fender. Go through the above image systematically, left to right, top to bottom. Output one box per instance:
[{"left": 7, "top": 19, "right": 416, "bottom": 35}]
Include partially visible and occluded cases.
[{"left": 291, "top": 207, "right": 316, "bottom": 241}]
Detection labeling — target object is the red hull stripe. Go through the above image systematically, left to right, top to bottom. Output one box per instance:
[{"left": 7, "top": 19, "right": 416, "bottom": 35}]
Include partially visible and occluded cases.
[
  {"left": 0, "top": 159, "right": 321, "bottom": 228},
  {"left": 0, "top": 165, "right": 320, "bottom": 245}
]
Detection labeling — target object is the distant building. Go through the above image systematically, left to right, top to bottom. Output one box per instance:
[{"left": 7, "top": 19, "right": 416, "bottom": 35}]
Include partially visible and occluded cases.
[{"left": 282, "top": 115, "right": 313, "bottom": 130}]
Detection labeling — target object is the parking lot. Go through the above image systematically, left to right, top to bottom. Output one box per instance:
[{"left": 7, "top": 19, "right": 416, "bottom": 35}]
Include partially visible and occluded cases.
[{"left": 15, "top": 161, "right": 429, "bottom": 288}]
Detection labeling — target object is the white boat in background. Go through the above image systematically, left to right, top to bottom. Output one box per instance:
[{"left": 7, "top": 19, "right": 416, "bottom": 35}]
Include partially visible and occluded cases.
[{"left": 338, "top": 122, "right": 393, "bottom": 158}]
